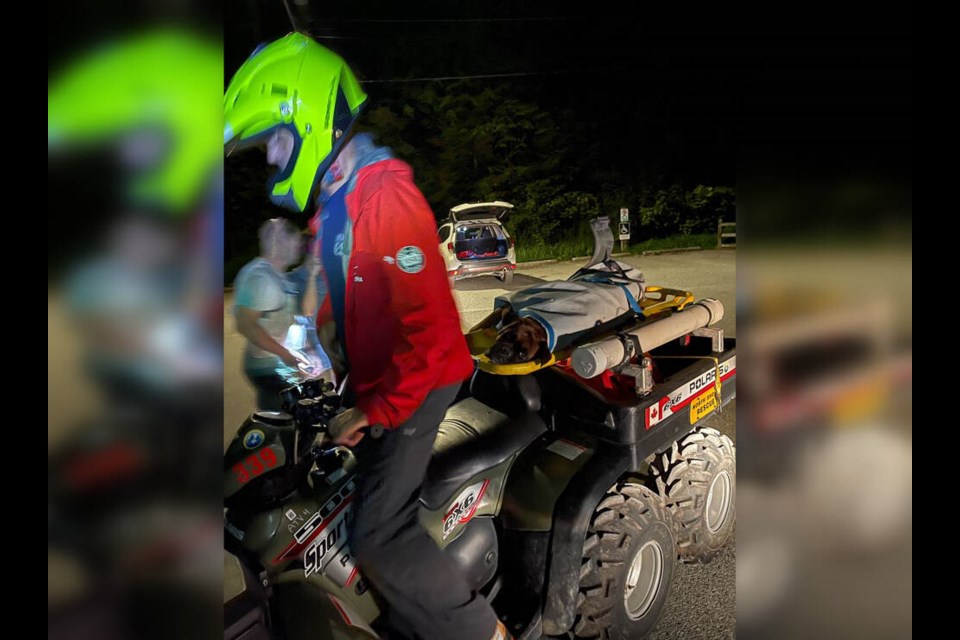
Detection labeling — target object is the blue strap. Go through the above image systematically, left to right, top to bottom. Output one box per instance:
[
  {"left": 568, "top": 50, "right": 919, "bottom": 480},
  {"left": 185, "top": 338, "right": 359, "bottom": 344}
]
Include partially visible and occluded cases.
[
  {"left": 574, "top": 274, "right": 644, "bottom": 315},
  {"left": 617, "top": 283, "right": 644, "bottom": 315},
  {"left": 518, "top": 309, "right": 557, "bottom": 352}
]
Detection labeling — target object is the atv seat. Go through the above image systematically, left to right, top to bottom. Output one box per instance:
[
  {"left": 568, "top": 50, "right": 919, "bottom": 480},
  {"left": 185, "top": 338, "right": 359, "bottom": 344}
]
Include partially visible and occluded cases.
[{"left": 421, "top": 374, "right": 546, "bottom": 510}]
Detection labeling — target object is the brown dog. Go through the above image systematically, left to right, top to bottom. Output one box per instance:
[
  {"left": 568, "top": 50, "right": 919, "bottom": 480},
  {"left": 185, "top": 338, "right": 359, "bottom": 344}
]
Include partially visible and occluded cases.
[{"left": 486, "top": 316, "right": 552, "bottom": 365}]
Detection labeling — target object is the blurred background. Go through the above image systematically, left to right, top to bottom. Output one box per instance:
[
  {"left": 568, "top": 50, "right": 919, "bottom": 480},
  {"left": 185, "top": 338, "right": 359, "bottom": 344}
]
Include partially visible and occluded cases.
[
  {"left": 48, "top": 2, "right": 223, "bottom": 639},
  {"left": 734, "top": 14, "right": 912, "bottom": 640}
]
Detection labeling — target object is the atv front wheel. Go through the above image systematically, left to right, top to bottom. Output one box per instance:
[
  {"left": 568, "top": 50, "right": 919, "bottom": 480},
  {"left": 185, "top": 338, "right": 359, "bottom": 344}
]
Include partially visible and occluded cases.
[
  {"left": 648, "top": 425, "right": 736, "bottom": 563},
  {"left": 574, "top": 482, "right": 678, "bottom": 640}
]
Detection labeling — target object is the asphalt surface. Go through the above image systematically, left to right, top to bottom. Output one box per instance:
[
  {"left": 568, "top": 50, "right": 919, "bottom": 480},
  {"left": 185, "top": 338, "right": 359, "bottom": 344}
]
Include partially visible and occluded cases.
[{"left": 223, "top": 248, "right": 736, "bottom": 639}]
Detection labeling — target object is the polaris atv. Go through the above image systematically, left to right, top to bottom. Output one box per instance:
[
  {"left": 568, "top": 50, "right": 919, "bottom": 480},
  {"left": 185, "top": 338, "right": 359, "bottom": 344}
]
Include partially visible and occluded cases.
[{"left": 224, "top": 220, "right": 737, "bottom": 640}]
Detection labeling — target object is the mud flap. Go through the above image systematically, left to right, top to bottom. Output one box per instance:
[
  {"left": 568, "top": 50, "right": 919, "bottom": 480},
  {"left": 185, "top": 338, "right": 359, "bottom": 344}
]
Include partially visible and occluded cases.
[{"left": 516, "top": 609, "right": 543, "bottom": 640}]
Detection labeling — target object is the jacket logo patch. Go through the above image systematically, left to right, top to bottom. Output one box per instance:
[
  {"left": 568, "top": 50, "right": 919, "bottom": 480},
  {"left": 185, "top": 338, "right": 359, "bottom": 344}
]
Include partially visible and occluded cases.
[
  {"left": 333, "top": 233, "right": 345, "bottom": 257},
  {"left": 396, "top": 246, "right": 425, "bottom": 274}
]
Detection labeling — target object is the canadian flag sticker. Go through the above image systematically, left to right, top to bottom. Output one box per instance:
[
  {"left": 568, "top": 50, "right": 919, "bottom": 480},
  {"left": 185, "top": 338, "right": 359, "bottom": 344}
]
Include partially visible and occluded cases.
[{"left": 646, "top": 396, "right": 673, "bottom": 430}]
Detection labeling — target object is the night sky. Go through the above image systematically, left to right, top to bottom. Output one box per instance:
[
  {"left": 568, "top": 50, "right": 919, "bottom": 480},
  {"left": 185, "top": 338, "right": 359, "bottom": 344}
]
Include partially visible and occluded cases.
[{"left": 226, "top": 2, "right": 739, "bottom": 188}]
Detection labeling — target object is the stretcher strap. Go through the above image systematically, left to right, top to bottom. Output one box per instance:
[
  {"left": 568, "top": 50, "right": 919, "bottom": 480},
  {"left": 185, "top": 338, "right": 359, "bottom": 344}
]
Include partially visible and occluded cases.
[{"left": 653, "top": 355, "right": 723, "bottom": 414}]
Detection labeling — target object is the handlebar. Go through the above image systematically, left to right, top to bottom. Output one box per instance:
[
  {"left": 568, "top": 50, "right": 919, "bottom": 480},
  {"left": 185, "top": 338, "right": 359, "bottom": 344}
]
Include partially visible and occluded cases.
[{"left": 280, "top": 380, "right": 385, "bottom": 465}]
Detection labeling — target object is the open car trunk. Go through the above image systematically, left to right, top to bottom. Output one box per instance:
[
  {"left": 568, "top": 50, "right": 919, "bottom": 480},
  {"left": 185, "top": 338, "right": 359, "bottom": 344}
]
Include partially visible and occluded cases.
[
  {"left": 449, "top": 201, "right": 512, "bottom": 223},
  {"left": 454, "top": 223, "right": 509, "bottom": 261}
]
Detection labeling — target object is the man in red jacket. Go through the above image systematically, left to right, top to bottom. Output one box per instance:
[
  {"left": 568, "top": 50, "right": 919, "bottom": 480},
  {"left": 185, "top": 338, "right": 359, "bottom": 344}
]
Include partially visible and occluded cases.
[{"left": 225, "top": 33, "right": 508, "bottom": 640}]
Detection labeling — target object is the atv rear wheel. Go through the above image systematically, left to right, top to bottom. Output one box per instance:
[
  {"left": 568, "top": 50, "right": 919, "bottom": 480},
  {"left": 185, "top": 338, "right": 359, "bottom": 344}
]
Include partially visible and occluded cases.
[
  {"left": 648, "top": 425, "right": 736, "bottom": 563},
  {"left": 574, "top": 482, "right": 677, "bottom": 640}
]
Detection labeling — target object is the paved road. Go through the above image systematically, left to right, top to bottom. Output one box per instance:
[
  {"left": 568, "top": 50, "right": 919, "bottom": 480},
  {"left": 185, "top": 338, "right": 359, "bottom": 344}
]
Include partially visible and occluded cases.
[{"left": 224, "top": 249, "right": 736, "bottom": 639}]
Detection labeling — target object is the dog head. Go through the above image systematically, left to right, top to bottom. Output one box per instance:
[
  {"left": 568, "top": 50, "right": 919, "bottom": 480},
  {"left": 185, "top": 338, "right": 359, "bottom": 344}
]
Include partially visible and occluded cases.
[{"left": 486, "top": 316, "right": 552, "bottom": 365}]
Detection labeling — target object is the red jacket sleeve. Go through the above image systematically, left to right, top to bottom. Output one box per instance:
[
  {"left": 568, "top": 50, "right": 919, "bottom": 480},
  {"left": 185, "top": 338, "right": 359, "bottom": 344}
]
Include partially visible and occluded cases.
[
  {"left": 352, "top": 172, "right": 462, "bottom": 429},
  {"left": 315, "top": 293, "right": 333, "bottom": 328}
]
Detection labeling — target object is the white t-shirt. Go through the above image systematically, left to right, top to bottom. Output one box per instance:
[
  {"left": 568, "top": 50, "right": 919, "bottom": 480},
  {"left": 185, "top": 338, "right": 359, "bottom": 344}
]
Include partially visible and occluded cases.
[{"left": 233, "top": 258, "right": 299, "bottom": 374}]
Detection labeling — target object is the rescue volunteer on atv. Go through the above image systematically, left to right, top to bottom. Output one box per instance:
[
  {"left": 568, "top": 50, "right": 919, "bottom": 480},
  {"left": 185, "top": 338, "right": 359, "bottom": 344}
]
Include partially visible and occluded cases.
[{"left": 224, "top": 32, "right": 510, "bottom": 640}]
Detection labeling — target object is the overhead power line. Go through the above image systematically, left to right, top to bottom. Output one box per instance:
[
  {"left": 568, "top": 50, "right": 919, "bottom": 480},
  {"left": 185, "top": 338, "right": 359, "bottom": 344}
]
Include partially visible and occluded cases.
[
  {"left": 330, "top": 16, "right": 593, "bottom": 24},
  {"left": 360, "top": 68, "right": 615, "bottom": 84}
]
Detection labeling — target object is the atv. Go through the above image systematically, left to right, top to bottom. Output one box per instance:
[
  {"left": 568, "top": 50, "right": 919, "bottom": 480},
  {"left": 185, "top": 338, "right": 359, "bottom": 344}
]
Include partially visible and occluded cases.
[{"left": 224, "top": 219, "right": 737, "bottom": 640}]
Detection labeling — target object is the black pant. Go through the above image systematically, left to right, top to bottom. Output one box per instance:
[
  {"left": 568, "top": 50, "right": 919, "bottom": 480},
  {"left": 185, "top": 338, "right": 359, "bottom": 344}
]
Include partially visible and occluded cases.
[
  {"left": 245, "top": 370, "right": 289, "bottom": 411},
  {"left": 350, "top": 384, "right": 497, "bottom": 640}
]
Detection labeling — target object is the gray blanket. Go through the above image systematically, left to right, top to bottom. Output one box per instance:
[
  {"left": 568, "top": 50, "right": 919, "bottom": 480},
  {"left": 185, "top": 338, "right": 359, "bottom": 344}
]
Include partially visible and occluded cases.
[{"left": 494, "top": 260, "right": 645, "bottom": 351}]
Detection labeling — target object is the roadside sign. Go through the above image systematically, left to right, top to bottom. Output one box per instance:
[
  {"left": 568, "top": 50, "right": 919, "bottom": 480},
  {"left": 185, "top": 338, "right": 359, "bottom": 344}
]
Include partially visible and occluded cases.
[
  {"left": 620, "top": 207, "right": 629, "bottom": 223},
  {"left": 619, "top": 222, "right": 630, "bottom": 240}
]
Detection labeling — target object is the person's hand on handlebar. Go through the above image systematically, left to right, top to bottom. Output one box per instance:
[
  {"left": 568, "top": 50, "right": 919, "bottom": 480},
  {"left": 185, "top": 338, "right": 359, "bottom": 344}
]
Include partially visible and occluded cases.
[{"left": 329, "top": 407, "right": 370, "bottom": 446}]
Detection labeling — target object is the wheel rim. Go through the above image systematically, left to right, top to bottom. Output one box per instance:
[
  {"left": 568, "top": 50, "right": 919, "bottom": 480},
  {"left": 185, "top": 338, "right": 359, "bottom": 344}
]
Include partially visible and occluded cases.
[
  {"left": 706, "top": 470, "right": 732, "bottom": 533},
  {"left": 623, "top": 540, "right": 664, "bottom": 620}
]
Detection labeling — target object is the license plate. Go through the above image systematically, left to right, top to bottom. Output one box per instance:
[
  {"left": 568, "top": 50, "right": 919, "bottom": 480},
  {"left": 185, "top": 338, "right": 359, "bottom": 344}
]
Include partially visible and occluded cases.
[{"left": 690, "top": 392, "right": 719, "bottom": 424}]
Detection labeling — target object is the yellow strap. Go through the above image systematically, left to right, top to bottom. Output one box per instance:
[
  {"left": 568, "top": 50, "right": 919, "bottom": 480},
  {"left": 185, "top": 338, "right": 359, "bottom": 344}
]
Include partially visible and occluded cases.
[
  {"left": 476, "top": 352, "right": 559, "bottom": 375},
  {"left": 654, "top": 355, "right": 723, "bottom": 413}
]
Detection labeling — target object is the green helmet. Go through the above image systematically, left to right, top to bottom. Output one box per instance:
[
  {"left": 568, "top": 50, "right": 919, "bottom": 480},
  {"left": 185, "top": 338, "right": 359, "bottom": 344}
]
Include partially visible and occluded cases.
[
  {"left": 47, "top": 30, "right": 222, "bottom": 215},
  {"left": 224, "top": 32, "right": 368, "bottom": 212}
]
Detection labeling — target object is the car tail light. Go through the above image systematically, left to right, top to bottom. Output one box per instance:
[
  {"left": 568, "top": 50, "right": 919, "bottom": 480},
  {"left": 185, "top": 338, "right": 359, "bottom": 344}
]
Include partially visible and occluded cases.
[
  {"left": 508, "top": 237, "right": 515, "bottom": 248},
  {"left": 447, "top": 242, "right": 454, "bottom": 253}
]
